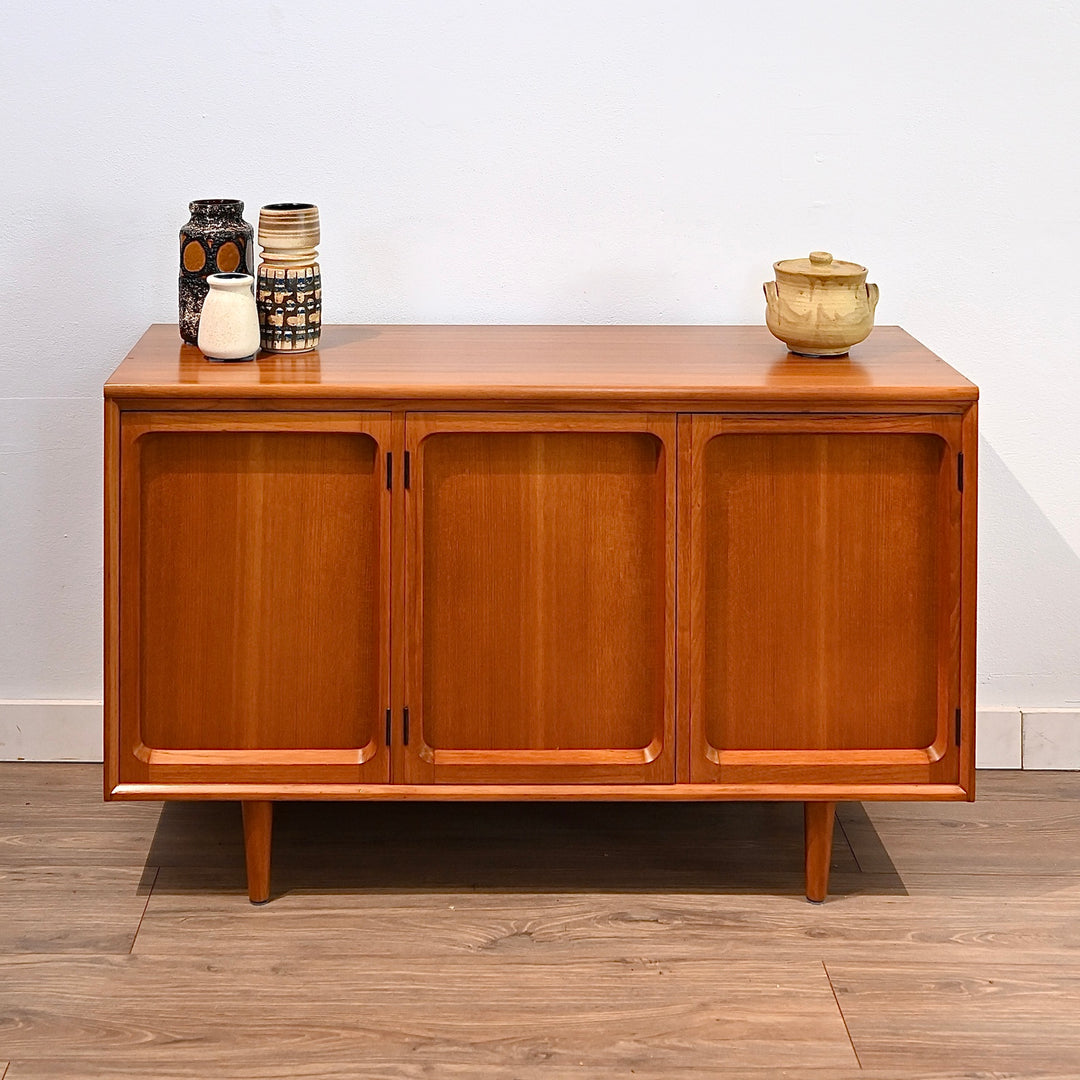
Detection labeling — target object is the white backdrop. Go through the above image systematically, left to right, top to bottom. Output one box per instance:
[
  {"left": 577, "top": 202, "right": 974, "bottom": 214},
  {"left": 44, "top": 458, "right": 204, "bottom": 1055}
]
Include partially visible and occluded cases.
[{"left": 2, "top": 1, "right": 1078, "bottom": 752}]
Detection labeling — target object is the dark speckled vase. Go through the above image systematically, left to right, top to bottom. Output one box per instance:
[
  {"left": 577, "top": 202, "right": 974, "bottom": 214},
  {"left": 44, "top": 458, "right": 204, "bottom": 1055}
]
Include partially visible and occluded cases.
[{"left": 178, "top": 200, "right": 255, "bottom": 344}]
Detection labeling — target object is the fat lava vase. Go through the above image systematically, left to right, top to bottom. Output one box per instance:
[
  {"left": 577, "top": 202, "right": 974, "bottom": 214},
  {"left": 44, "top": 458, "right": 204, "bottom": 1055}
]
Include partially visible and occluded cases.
[
  {"left": 179, "top": 199, "right": 255, "bottom": 344},
  {"left": 256, "top": 202, "right": 321, "bottom": 353}
]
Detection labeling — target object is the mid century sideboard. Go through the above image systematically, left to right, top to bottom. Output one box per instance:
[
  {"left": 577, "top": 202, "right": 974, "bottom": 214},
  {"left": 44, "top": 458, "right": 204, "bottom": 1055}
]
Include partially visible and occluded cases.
[{"left": 104, "top": 324, "right": 977, "bottom": 902}]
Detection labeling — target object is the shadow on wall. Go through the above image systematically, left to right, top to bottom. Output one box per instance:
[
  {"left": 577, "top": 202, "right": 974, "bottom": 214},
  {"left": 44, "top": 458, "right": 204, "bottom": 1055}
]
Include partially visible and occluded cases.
[{"left": 978, "top": 436, "right": 1080, "bottom": 708}]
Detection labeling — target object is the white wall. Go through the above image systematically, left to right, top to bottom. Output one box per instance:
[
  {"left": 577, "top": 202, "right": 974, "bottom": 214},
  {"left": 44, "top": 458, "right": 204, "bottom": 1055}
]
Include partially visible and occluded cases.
[{"left": 2, "top": 1, "right": 1079, "bottom": 754}]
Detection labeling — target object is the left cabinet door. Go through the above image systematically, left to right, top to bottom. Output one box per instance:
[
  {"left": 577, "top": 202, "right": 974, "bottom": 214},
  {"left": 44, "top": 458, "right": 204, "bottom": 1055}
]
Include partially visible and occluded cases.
[{"left": 109, "top": 411, "right": 392, "bottom": 790}]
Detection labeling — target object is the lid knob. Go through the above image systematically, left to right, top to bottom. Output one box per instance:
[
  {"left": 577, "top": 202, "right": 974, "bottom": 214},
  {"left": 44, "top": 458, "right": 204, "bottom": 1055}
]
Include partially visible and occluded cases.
[{"left": 809, "top": 251, "right": 833, "bottom": 266}]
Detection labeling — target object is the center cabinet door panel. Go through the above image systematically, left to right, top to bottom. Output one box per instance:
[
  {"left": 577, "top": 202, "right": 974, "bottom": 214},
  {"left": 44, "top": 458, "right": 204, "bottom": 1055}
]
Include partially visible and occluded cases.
[
  {"left": 118, "top": 412, "right": 392, "bottom": 786},
  {"left": 403, "top": 413, "right": 676, "bottom": 784},
  {"left": 682, "top": 413, "right": 964, "bottom": 789}
]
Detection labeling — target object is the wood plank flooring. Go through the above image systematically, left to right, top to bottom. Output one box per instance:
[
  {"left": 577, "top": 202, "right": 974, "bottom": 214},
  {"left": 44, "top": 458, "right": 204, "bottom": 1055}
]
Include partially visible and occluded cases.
[{"left": 1, "top": 765, "right": 1079, "bottom": 1078}]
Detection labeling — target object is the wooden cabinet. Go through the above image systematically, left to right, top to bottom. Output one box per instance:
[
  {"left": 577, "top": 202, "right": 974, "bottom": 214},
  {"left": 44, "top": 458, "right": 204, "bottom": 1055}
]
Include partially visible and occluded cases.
[{"left": 105, "top": 325, "right": 978, "bottom": 904}]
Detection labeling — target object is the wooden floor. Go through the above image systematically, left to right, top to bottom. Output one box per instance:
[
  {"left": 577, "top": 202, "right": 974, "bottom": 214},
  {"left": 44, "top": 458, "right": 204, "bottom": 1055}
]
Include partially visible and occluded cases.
[{"left": 2, "top": 767, "right": 1079, "bottom": 1078}]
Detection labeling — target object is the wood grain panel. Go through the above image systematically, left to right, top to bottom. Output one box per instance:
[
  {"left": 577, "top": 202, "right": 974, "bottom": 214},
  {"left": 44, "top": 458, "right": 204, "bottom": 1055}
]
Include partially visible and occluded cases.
[
  {"left": 105, "top": 324, "right": 979, "bottom": 411},
  {"left": 103, "top": 398, "right": 120, "bottom": 798},
  {"left": 960, "top": 403, "right": 978, "bottom": 796},
  {"left": 116, "top": 414, "right": 392, "bottom": 787},
  {"left": 405, "top": 414, "right": 675, "bottom": 783},
  {"left": 687, "top": 414, "right": 965, "bottom": 790},
  {"left": 138, "top": 428, "right": 378, "bottom": 750},
  {"left": 703, "top": 430, "right": 942, "bottom": 750},
  {"left": 421, "top": 431, "right": 662, "bottom": 750},
  {"left": 0, "top": 764, "right": 161, "bottom": 867},
  {"left": 975, "top": 770, "right": 1079, "bottom": 801},
  {"left": 109, "top": 781, "right": 972, "bottom": 801},
  {"left": 839, "top": 798, "right": 1080, "bottom": 875},
  {"left": 0, "top": 867, "right": 152, "bottom": 954},
  {"left": 135, "top": 870, "right": 1080, "bottom": 966},
  {"left": 0, "top": 955, "right": 855, "bottom": 1070},
  {"left": 829, "top": 960, "right": 1080, "bottom": 1072},
  {"left": 7, "top": 1063, "right": 1076, "bottom": 1080}
]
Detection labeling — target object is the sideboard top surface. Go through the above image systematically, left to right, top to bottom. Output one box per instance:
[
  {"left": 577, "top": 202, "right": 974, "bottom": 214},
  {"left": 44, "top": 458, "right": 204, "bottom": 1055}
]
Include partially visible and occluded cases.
[{"left": 105, "top": 324, "right": 978, "bottom": 406}]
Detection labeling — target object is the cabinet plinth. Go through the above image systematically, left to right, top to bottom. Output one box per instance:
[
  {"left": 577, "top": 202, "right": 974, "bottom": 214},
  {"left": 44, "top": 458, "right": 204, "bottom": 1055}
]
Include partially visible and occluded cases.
[{"left": 105, "top": 325, "right": 978, "bottom": 902}]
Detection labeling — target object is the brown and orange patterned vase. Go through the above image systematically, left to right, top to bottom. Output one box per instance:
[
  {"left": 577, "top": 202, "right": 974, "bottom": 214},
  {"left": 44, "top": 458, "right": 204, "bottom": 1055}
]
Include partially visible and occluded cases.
[
  {"left": 178, "top": 199, "right": 255, "bottom": 344},
  {"left": 256, "top": 202, "right": 321, "bottom": 353}
]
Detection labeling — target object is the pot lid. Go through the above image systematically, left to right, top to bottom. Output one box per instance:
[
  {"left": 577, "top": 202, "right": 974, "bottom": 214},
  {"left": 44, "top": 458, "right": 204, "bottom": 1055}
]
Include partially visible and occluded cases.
[{"left": 774, "top": 251, "right": 867, "bottom": 281}]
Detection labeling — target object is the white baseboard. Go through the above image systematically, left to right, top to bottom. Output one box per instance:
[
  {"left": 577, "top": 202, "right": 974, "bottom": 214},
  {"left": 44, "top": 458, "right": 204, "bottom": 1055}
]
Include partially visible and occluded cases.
[
  {"left": 0, "top": 699, "right": 1074, "bottom": 769},
  {"left": 0, "top": 700, "right": 104, "bottom": 762},
  {"left": 975, "top": 707, "right": 1023, "bottom": 769},
  {"left": 976, "top": 707, "right": 1080, "bottom": 769},
  {"left": 1021, "top": 709, "right": 1080, "bottom": 770}
]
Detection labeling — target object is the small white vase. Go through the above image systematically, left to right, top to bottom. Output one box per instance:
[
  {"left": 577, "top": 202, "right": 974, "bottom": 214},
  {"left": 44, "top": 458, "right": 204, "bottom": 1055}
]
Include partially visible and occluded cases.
[{"left": 197, "top": 273, "right": 260, "bottom": 362}]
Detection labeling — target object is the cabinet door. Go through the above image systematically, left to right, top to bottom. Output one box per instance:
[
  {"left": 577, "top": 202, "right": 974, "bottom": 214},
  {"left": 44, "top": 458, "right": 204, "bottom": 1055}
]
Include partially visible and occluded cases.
[
  {"left": 113, "top": 412, "right": 391, "bottom": 788},
  {"left": 403, "top": 413, "right": 676, "bottom": 784},
  {"left": 683, "top": 414, "right": 967, "bottom": 790}
]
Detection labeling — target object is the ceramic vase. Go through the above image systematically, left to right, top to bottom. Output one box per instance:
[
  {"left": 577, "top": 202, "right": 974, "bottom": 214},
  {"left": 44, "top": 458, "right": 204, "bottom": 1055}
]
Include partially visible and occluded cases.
[
  {"left": 179, "top": 200, "right": 255, "bottom": 344},
  {"left": 256, "top": 202, "right": 321, "bottom": 353},
  {"left": 197, "top": 273, "right": 260, "bottom": 362}
]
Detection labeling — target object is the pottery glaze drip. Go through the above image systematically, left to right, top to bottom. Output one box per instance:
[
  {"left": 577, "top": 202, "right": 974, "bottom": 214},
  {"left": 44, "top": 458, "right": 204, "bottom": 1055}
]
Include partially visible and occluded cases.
[{"left": 764, "top": 251, "right": 879, "bottom": 357}]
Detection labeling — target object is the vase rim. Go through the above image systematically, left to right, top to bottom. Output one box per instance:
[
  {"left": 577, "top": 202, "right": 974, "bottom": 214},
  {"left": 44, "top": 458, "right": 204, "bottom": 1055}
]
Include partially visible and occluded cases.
[
  {"left": 189, "top": 198, "right": 245, "bottom": 213},
  {"left": 262, "top": 202, "right": 317, "bottom": 211},
  {"left": 206, "top": 272, "right": 253, "bottom": 286}
]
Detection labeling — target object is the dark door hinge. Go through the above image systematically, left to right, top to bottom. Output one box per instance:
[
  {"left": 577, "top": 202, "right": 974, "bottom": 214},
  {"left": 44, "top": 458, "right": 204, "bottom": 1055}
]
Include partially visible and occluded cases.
[
  {"left": 404, "top": 450, "right": 411, "bottom": 490},
  {"left": 386, "top": 452, "right": 393, "bottom": 490},
  {"left": 957, "top": 452, "right": 964, "bottom": 492},
  {"left": 403, "top": 706, "right": 410, "bottom": 745},
  {"left": 385, "top": 707, "right": 392, "bottom": 745},
  {"left": 955, "top": 707, "right": 962, "bottom": 745}
]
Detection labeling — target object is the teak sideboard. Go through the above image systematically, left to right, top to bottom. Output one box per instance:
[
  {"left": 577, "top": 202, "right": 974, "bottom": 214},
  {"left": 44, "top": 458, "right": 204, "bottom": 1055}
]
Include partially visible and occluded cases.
[{"left": 104, "top": 324, "right": 978, "bottom": 903}]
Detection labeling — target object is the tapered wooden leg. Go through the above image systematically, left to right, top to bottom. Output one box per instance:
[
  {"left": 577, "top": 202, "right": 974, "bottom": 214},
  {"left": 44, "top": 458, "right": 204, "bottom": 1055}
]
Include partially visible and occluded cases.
[
  {"left": 242, "top": 800, "right": 273, "bottom": 904},
  {"left": 804, "top": 801, "right": 836, "bottom": 903}
]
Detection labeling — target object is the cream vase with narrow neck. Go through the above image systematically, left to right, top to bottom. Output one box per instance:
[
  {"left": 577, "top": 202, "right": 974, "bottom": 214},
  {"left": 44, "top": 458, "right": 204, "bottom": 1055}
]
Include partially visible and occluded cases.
[
  {"left": 256, "top": 202, "right": 322, "bottom": 353},
  {"left": 764, "top": 251, "right": 879, "bottom": 357},
  {"left": 197, "top": 273, "right": 260, "bottom": 362}
]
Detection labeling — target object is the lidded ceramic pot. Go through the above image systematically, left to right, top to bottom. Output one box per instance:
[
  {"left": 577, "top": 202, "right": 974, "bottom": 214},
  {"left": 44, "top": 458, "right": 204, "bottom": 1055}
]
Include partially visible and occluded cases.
[
  {"left": 178, "top": 199, "right": 255, "bottom": 344},
  {"left": 256, "top": 202, "right": 321, "bottom": 353},
  {"left": 764, "top": 251, "right": 879, "bottom": 357},
  {"left": 197, "top": 273, "right": 260, "bottom": 362}
]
